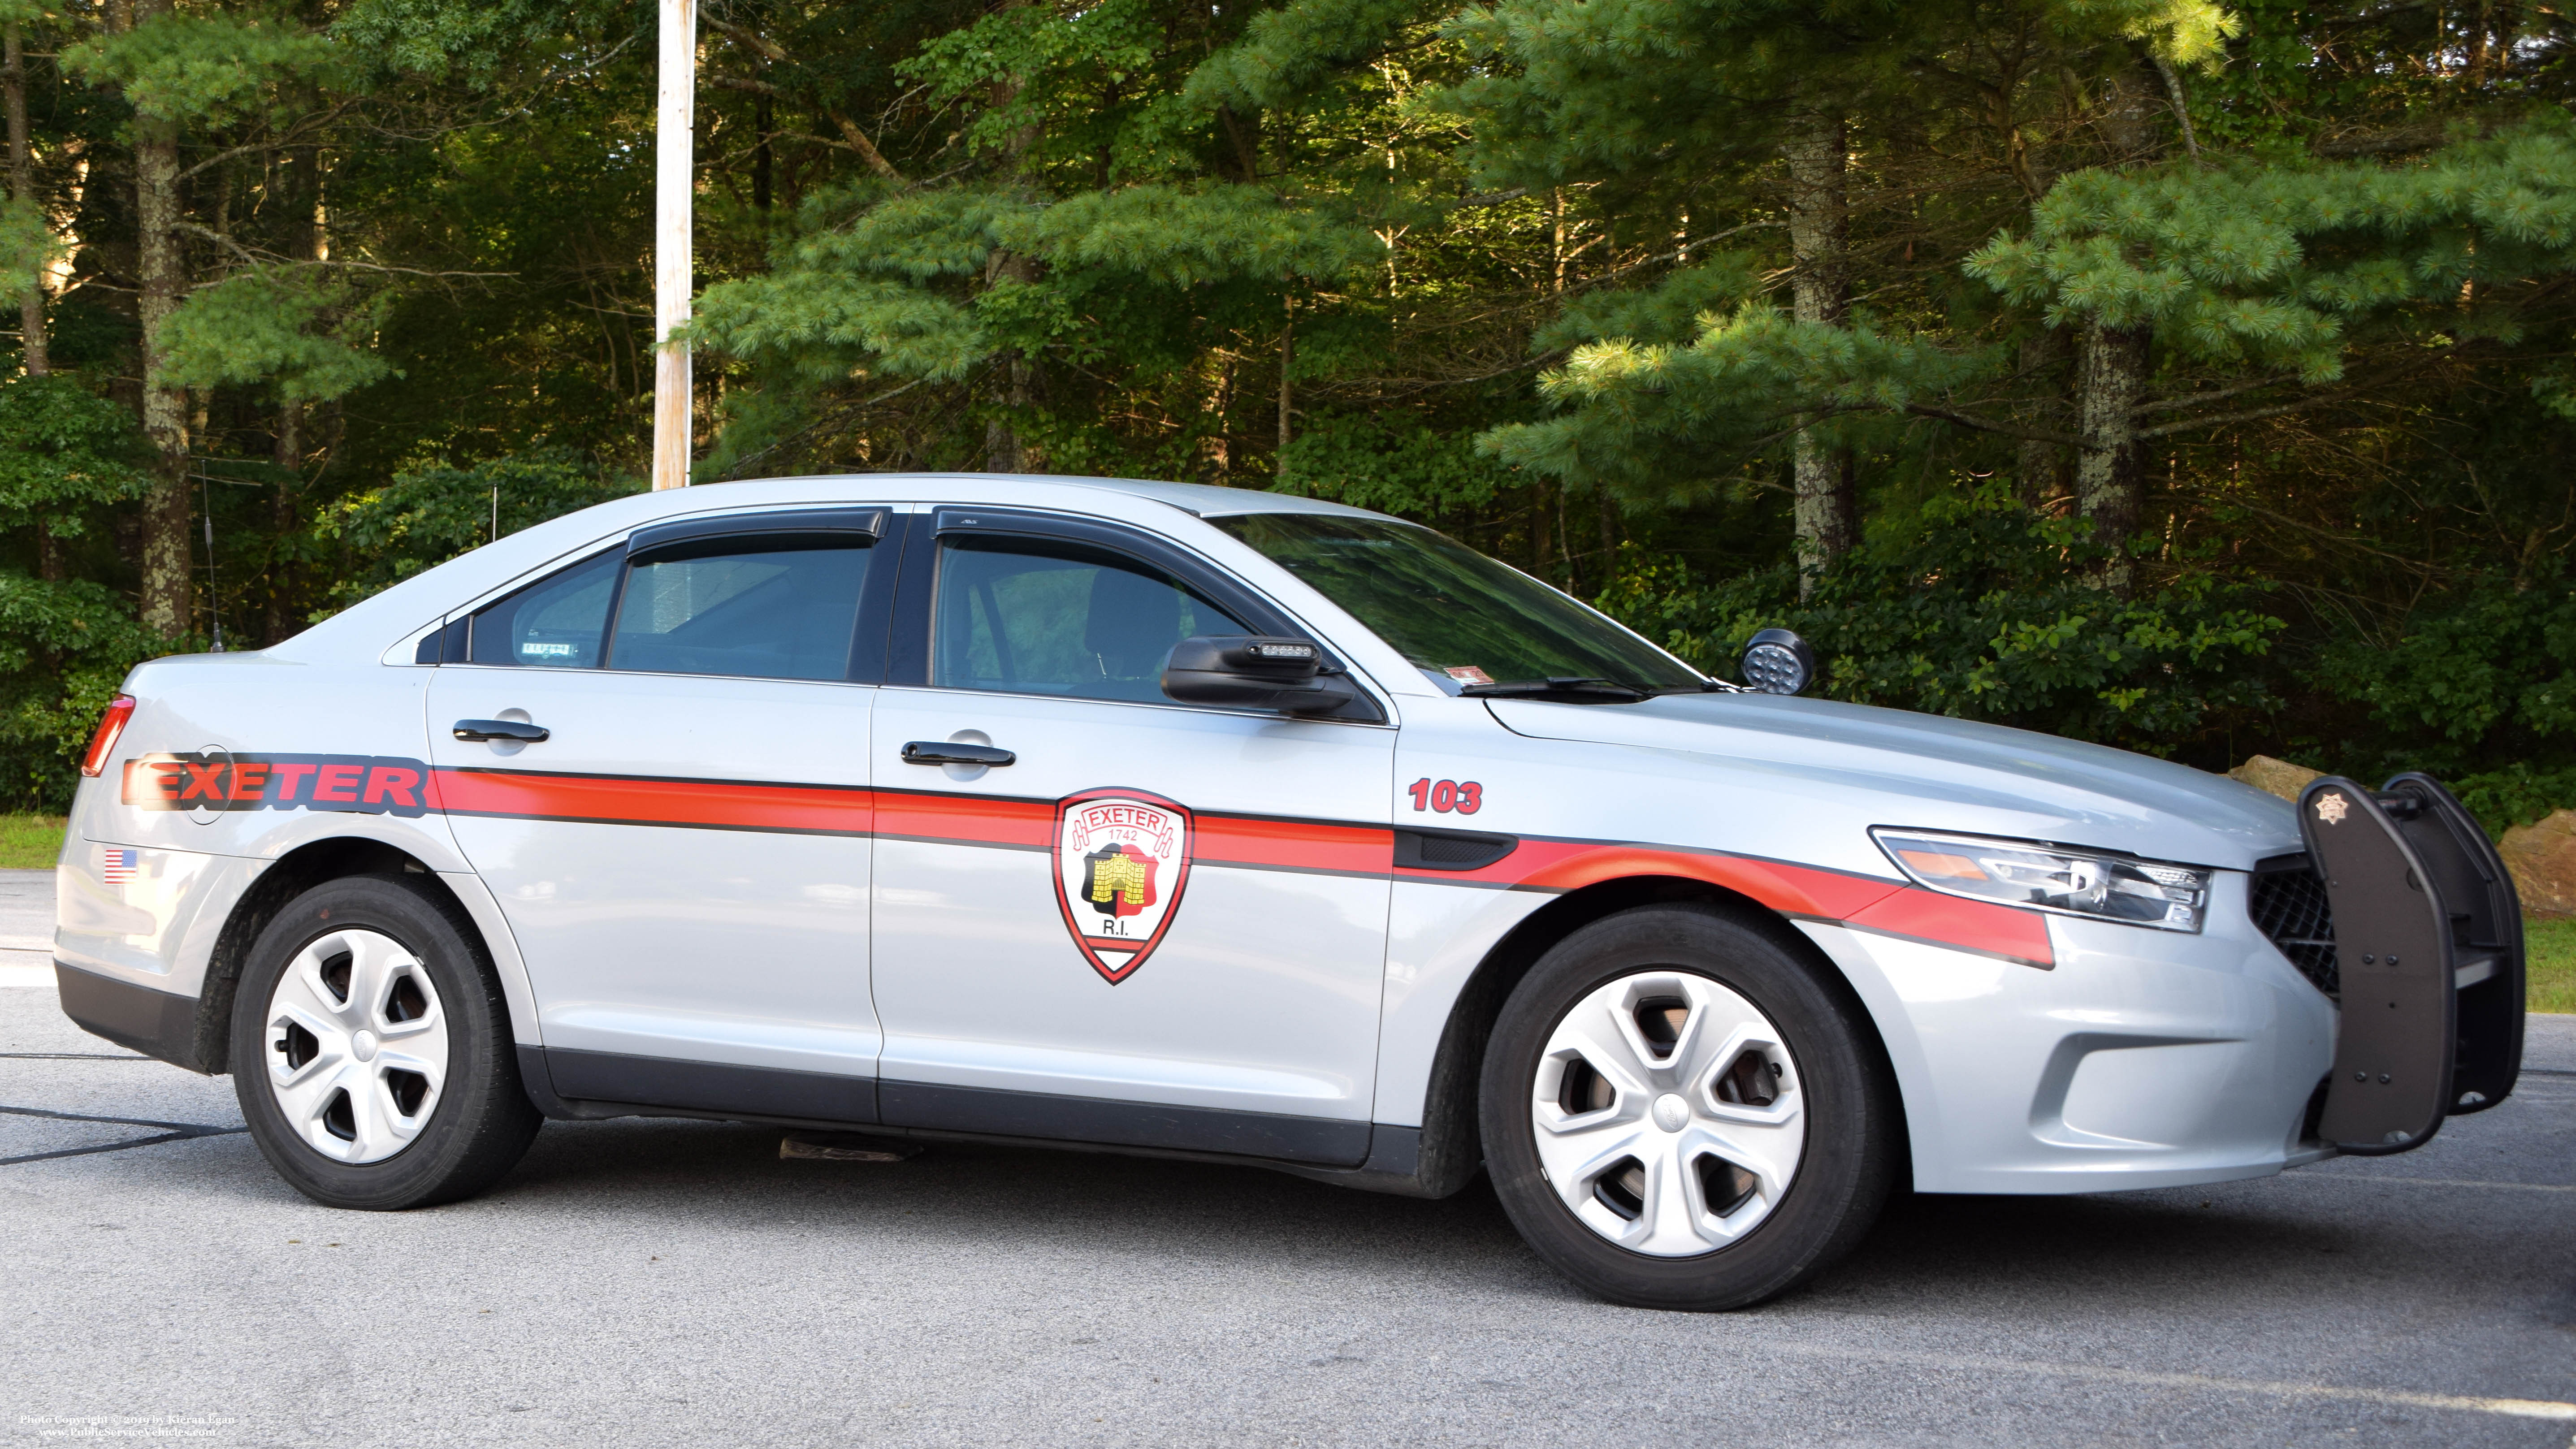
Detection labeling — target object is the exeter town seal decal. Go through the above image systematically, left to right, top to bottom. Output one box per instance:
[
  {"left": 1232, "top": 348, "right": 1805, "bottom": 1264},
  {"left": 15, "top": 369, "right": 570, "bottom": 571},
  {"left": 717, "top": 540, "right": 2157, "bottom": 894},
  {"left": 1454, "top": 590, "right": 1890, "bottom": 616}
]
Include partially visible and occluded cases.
[{"left": 1053, "top": 787, "right": 1194, "bottom": 984}]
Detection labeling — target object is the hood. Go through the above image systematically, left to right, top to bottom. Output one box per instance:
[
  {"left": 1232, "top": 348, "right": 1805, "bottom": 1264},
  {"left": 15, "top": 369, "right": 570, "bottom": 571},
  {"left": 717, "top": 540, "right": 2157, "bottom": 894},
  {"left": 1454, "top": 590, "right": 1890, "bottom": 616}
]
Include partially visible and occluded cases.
[{"left": 1486, "top": 692, "right": 2301, "bottom": 870}]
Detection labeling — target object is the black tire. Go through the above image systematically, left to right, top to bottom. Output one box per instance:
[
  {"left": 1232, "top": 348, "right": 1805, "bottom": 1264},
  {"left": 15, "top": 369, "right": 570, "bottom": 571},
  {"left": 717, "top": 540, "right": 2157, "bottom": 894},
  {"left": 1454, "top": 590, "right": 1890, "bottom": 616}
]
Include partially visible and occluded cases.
[
  {"left": 230, "top": 874, "right": 541, "bottom": 1209},
  {"left": 1480, "top": 904, "right": 1898, "bottom": 1310}
]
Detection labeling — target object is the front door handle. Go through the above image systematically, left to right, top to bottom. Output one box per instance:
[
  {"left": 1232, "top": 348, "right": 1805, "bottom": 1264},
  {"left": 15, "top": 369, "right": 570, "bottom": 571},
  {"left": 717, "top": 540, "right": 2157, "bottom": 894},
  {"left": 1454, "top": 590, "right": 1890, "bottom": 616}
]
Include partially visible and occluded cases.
[
  {"left": 454, "top": 718, "right": 550, "bottom": 744},
  {"left": 901, "top": 741, "right": 1014, "bottom": 767}
]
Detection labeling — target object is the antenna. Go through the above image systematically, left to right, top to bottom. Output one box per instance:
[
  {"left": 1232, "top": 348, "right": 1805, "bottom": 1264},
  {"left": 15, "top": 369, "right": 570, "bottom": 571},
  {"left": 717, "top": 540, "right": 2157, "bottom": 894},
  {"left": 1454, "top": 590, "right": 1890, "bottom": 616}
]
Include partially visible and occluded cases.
[
  {"left": 201, "top": 479, "right": 225, "bottom": 652},
  {"left": 491, "top": 485, "right": 499, "bottom": 543}
]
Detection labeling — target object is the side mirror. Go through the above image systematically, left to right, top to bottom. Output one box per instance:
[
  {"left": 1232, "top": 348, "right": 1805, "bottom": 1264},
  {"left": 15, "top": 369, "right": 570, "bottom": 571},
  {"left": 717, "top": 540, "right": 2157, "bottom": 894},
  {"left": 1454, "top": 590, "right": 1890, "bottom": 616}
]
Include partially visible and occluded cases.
[
  {"left": 1740, "top": 627, "right": 1817, "bottom": 696},
  {"left": 1163, "top": 636, "right": 1357, "bottom": 715}
]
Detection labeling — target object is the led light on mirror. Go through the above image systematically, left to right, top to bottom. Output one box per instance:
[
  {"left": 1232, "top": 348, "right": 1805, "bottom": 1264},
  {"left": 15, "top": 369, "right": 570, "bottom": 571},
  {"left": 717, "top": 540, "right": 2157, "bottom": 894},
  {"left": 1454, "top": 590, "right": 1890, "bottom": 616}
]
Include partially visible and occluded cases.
[{"left": 1740, "top": 628, "right": 1816, "bottom": 696}]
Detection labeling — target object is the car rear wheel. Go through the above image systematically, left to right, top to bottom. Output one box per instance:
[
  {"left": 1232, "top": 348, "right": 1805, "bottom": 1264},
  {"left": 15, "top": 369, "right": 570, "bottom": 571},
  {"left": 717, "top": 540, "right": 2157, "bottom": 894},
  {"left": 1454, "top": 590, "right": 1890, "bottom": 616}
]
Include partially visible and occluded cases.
[
  {"left": 231, "top": 874, "right": 541, "bottom": 1209},
  {"left": 1480, "top": 904, "right": 1898, "bottom": 1310}
]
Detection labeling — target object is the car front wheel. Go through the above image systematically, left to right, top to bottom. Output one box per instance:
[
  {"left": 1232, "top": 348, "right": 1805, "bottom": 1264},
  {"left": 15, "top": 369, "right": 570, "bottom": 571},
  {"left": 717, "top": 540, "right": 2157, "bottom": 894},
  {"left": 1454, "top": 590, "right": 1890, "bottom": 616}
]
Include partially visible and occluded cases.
[
  {"left": 231, "top": 874, "right": 541, "bottom": 1209},
  {"left": 1480, "top": 904, "right": 1899, "bottom": 1310}
]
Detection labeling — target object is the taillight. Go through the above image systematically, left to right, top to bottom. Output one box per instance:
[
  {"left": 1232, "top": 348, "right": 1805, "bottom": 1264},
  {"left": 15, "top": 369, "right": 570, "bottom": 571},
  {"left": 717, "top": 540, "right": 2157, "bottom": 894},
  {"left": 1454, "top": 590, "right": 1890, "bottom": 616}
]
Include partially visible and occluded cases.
[{"left": 80, "top": 694, "right": 135, "bottom": 778}]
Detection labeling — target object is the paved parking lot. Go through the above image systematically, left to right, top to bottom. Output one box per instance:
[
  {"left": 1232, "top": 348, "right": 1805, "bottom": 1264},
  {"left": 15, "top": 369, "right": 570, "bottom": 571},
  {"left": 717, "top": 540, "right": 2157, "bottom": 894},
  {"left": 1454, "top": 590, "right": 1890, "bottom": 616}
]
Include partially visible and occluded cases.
[{"left": 4, "top": 867, "right": 2572, "bottom": 1447}]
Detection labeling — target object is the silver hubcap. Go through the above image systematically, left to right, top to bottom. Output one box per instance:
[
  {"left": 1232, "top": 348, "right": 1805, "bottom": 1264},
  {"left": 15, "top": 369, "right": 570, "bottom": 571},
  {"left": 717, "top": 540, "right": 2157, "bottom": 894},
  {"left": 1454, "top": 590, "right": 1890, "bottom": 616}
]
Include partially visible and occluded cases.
[
  {"left": 263, "top": 929, "right": 449, "bottom": 1164},
  {"left": 1531, "top": 970, "right": 1805, "bottom": 1256}
]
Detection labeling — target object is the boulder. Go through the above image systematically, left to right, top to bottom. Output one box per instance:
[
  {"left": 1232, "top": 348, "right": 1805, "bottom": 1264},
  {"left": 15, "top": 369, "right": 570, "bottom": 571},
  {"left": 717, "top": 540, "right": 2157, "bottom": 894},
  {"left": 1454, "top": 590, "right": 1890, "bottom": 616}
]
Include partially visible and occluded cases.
[
  {"left": 2229, "top": 755, "right": 2322, "bottom": 801},
  {"left": 2498, "top": 809, "right": 2576, "bottom": 919}
]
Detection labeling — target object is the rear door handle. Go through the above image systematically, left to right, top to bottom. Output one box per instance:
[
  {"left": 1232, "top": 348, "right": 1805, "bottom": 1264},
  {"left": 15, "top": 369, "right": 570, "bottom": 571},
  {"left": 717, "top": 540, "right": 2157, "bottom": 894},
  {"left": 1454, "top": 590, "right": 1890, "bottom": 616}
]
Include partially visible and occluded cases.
[
  {"left": 454, "top": 718, "right": 550, "bottom": 744},
  {"left": 901, "top": 741, "right": 1014, "bottom": 766}
]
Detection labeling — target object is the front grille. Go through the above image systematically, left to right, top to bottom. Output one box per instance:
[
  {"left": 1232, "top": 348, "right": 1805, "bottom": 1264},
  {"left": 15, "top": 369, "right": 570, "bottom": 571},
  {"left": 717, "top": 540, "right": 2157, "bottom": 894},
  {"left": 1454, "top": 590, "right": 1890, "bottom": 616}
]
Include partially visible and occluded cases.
[{"left": 2251, "top": 855, "right": 2338, "bottom": 997}]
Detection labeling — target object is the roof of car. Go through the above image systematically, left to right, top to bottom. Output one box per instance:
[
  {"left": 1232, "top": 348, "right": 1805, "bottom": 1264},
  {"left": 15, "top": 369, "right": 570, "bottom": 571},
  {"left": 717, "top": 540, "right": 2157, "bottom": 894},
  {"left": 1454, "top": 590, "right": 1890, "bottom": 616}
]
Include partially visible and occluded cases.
[{"left": 745, "top": 472, "right": 1389, "bottom": 520}]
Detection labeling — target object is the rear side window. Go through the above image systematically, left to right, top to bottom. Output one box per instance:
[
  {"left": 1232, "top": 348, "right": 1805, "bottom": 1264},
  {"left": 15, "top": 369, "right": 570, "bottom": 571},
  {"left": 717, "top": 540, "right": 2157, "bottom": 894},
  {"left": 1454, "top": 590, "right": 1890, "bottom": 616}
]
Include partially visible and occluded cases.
[
  {"left": 608, "top": 536, "right": 874, "bottom": 681},
  {"left": 469, "top": 549, "right": 620, "bottom": 668}
]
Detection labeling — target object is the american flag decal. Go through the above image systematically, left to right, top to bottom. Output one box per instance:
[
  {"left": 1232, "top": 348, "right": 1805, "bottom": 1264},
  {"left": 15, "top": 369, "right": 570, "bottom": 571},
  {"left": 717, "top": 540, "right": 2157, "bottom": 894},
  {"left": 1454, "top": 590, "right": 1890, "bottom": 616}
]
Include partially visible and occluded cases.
[{"left": 101, "top": 847, "right": 137, "bottom": 885}]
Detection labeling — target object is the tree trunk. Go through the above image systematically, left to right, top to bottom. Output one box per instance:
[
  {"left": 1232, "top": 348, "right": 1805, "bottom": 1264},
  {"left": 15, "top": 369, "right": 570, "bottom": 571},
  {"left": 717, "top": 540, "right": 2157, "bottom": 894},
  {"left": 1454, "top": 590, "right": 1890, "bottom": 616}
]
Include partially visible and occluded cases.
[
  {"left": 133, "top": 3, "right": 192, "bottom": 638},
  {"left": 9, "top": 17, "right": 61, "bottom": 584},
  {"left": 5, "top": 20, "right": 45, "bottom": 377},
  {"left": 980, "top": 20, "right": 1043, "bottom": 476},
  {"left": 752, "top": 91, "right": 773, "bottom": 212},
  {"left": 1784, "top": 108, "right": 1856, "bottom": 597},
  {"left": 265, "top": 146, "right": 317, "bottom": 645},
  {"left": 2075, "top": 320, "right": 2151, "bottom": 593},
  {"left": 2016, "top": 328, "right": 2069, "bottom": 510},
  {"left": 265, "top": 401, "right": 299, "bottom": 644}
]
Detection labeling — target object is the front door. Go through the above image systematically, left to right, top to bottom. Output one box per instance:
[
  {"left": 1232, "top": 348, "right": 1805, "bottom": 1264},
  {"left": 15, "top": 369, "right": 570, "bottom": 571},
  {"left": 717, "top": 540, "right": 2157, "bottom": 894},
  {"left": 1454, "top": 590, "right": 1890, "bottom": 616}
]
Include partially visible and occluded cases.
[
  {"left": 427, "top": 510, "right": 896, "bottom": 1120},
  {"left": 866, "top": 512, "right": 1397, "bottom": 1164}
]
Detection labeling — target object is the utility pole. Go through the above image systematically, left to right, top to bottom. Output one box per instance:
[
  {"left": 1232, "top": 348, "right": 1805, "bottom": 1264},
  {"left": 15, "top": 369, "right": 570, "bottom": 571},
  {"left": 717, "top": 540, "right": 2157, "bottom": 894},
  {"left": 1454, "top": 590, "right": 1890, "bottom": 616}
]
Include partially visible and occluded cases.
[{"left": 651, "top": 0, "right": 696, "bottom": 491}]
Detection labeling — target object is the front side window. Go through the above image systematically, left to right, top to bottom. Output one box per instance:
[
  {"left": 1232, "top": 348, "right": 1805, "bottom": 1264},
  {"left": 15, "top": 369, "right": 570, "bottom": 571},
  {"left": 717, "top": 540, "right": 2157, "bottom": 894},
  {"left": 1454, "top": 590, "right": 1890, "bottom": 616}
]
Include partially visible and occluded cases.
[
  {"left": 1211, "top": 513, "right": 1704, "bottom": 695},
  {"left": 608, "top": 536, "right": 873, "bottom": 681},
  {"left": 932, "top": 536, "right": 1245, "bottom": 703},
  {"left": 469, "top": 549, "right": 620, "bottom": 669}
]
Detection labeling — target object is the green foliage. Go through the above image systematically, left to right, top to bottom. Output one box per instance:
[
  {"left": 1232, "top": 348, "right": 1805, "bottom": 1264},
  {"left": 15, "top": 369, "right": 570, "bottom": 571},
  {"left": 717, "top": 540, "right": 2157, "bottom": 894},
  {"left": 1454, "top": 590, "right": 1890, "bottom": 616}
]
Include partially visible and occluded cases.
[
  {"left": 333, "top": 0, "right": 619, "bottom": 86},
  {"left": 897, "top": 0, "right": 1166, "bottom": 160},
  {"left": 1183, "top": 0, "right": 1441, "bottom": 112},
  {"left": 65, "top": 9, "right": 339, "bottom": 125},
  {"left": 1970, "top": 124, "right": 2576, "bottom": 380},
  {"left": 1010, "top": 185, "right": 1380, "bottom": 285},
  {"left": 691, "top": 186, "right": 1022, "bottom": 385},
  {"left": 0, "top": 195, "right": 56, "bottom": 288},
  {"left": 159, "top": 268, "right": 395, "bottom": 401},
  {"left": 1489, "top": 300, "right": 1994, "bottom": 497},
  {"left": 0, "top": 376, "right": 151, "bottom": 538},
  {"left": 1277, "top": 413, "right": 1511, "bottom": 514},
  {"left": 318, "top": 450, "right": 642, "bottom": 606},
  {"left": 1598, "top": 488, "right": 2287, "bottom": 753},
  {"left": 2314, "top": 567, "right": 2576, "bottom": 775},
  {"left": 0, "top": 572, "right": 162, "bottom": 812},
  {"left": 2450, "top": 765, "right": 2576, "bottom": 837}
]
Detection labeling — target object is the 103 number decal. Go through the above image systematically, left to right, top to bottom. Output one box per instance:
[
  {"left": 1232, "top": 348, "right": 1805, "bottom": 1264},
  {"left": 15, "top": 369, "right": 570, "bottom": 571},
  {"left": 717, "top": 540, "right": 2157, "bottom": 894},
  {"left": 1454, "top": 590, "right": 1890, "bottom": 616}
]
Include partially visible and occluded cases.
[{"left": 1407, "top": 778, "right": 1483, "bottom": 814}]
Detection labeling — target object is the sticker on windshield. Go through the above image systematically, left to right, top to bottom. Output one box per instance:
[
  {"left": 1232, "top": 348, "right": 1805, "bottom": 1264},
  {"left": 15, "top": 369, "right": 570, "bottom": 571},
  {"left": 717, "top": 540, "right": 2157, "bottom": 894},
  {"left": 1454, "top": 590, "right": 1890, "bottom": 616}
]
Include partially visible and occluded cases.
[
  {"left": 1445, "top": 666, "right": 1494, "bottom": 684},
  {"left": 1053, "top": 788, "right": 1194, "bottom": 985}
]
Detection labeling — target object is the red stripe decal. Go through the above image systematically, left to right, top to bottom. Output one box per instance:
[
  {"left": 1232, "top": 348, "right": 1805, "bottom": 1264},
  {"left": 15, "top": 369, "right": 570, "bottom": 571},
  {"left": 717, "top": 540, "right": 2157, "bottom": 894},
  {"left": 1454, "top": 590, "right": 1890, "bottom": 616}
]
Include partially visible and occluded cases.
[
  {"left": 431, "top": 769, "right": 870, "bottom": 834},
  {"left": 424, "top": 770, "right": 2051, "bottom": 966},
  {"left": 871, "top": 790, "right": 1052, "bottom": 848},
  {"left": 1196, "top": 816, "right": 1392, "bottom": 874},
  {"left": 1392, "top": 839, "right": 2050, "bottom": 967},
  {"left": 1843, "top": 885, "right": 2054, "bottom": 966}
]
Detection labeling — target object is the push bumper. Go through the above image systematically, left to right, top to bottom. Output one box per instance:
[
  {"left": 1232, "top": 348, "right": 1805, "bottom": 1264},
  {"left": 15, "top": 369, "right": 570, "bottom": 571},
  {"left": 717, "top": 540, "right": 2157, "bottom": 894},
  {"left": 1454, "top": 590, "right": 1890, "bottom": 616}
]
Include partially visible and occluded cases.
[{"left": 2297, "top": 771, "right": 2527, "bottom": 1152}]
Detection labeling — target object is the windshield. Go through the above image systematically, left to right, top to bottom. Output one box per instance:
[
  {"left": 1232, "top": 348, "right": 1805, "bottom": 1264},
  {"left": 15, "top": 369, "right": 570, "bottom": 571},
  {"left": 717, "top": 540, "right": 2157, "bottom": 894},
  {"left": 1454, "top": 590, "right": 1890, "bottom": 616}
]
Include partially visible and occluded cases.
[{"left": 1210, "top": 513, "right": 1705, "bottom": 695}]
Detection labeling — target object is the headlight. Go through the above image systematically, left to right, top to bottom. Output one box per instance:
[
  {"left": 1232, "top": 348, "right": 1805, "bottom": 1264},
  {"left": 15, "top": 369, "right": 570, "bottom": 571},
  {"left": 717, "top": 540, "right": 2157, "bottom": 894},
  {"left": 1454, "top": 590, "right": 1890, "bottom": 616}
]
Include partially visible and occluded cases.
[{"left": 1870, "top": 828, "right": 2210, "bottom": 933}]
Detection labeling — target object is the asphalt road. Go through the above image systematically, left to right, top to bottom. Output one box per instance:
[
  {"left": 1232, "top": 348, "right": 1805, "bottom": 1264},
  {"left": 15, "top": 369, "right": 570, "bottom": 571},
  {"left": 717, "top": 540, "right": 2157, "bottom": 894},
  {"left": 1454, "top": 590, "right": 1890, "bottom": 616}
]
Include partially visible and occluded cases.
[{"left": 4, "top": 868, "right": 2572, "bottom": 1448}]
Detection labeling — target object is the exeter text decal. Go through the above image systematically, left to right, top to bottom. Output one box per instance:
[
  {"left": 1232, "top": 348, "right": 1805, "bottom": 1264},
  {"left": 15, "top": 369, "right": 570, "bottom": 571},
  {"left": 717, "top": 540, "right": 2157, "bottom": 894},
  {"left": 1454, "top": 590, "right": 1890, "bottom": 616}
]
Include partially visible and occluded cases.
[
  {"left": 122, "top": 753, "right": 433, "bottom": 819},
  {"left": 1052, "top": 787, "right": 1194, "bottom": 984}
]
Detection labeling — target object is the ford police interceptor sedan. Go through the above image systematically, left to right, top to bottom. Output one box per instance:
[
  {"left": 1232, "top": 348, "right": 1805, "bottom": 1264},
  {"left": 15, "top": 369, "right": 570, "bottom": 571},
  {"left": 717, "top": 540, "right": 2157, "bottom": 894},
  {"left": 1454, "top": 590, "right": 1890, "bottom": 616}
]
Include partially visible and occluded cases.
[{"left": 52, "top": 473, "right": 2527, "bottom": 1310}]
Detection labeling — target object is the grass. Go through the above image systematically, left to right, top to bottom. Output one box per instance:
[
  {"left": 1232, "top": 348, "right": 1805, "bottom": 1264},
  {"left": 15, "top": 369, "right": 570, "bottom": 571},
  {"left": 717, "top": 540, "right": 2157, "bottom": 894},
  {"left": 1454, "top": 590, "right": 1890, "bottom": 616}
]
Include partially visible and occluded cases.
[
  {"left": 0, "top": 805, "right": 2567, "bottom": 1009},
  {"left": 0, "top": 815, "right": 65, "bottom": 870},
  {"left": 2524, "top": 916, "right": 2576, "bottom": 1014}
]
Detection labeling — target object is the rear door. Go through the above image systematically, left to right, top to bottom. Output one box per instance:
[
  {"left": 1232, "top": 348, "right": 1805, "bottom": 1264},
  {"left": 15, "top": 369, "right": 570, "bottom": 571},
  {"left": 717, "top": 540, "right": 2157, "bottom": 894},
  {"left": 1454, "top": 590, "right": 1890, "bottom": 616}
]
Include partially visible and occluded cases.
[
  {"left": 426, "top": 508, "right": 898, "bottom": 1120},
  {"left": 866, "top": 508, "right": 1398, "bottom": 1165}
]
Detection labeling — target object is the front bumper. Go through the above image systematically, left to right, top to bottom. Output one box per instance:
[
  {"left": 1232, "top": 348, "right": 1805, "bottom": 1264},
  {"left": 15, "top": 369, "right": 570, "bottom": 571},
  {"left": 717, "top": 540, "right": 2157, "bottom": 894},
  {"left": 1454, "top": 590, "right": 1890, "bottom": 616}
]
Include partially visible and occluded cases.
[{"left": 1798, "top": 872, "right": 2336, "bottom": 1195}]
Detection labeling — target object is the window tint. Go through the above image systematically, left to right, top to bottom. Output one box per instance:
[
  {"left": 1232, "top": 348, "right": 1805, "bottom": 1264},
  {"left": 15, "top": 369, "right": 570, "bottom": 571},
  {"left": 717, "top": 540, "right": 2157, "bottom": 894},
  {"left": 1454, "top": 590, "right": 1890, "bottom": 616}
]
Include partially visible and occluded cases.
[
  {"left": 1211, "top": 513, "right": 1703, "bottom": 694},
  {"left": 608, "top": 536, "right": 874, "bottom": 682},
  {"left": 933, "top": 536, "right": 1245, "bottom": 703},
  {"left": 469, "top": 549, "right": 620, "bottom": 668}
]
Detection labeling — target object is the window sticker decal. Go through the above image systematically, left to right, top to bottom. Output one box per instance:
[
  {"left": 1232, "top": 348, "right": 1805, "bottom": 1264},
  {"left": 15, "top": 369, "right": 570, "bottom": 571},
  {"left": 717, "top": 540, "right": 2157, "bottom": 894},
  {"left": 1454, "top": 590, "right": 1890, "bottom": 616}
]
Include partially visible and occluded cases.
[
  {"left": 121, "top": 753, "right": 433, "bottom": 819},
  {"left": 1052, "top": 787, "right": 1194, "bottom": 984}
]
